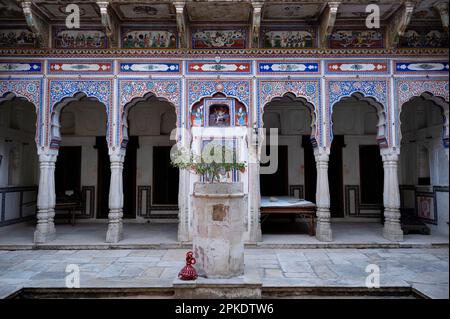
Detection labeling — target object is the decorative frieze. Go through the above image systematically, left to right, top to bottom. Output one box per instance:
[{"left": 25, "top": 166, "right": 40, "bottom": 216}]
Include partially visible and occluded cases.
[
  {"left": 48, "top": 60, "right": 113, "bottom": 74},
  {"left": 0, "top": 61, "right": 42, "bottom": 73},
  {"left": 119, "top": 61, "right": 181, "bottom": 74},
  {"left": 186, "top": 61, "right": 252, "bottom": 74},
  {"left": 326, "top": 61, "right": 389, "bottom": 74},
  {"left": 395, "top": 61, "right": 449, "bottom": 73},
  {"left": 258, "top": 62, "right": 319, "bottom": 74}
]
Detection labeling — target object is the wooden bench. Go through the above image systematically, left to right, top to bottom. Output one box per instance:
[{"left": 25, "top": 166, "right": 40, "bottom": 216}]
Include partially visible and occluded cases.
[{"left": 260, "top": 196, "right": 316, "bottom": 236}]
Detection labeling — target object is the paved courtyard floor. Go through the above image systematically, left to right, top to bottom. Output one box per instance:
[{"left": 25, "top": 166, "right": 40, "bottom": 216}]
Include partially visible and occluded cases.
[{"left": 0, "top": 248, "right": 448, "bottom": 299}]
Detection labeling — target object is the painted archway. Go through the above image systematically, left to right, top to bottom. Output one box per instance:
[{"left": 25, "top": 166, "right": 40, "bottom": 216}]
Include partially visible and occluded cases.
[
  {"left": 0, "top": 78, "right": 43, "bottom": 146},
  {"left": 47, "top": 79, "right": 113, "bottom": 149},
  {"left": 118, "top": 79, "right": 181, "bottom": 147},
  {"left": 258, "top": 79, "right": 320, "bottom": 147},
  {"left": 326, "top": 79, "right": 390, "bottom": 148},
  {"left": 395, "top": 79, "right": 449, "bottom": 149}
]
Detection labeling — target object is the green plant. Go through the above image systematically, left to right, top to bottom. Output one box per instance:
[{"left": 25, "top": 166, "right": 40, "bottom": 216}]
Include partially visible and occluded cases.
[{"left": 171, "top": 143, "right": 246, "bottom": 183}]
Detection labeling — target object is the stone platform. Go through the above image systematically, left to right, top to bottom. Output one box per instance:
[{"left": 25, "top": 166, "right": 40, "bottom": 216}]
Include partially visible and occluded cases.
[{"left": 0, "top": 221, "right": 448, "bottom": 250}]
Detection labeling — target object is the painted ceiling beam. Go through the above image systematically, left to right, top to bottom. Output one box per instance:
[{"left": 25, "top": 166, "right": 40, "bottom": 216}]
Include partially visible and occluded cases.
[
  {"left": 20, "top": 1, "right": 49, "bottom": 48},
  {"left": 97, "top": 1, "right": 119, "bottom": 48},
  {"left": 174, "top": 1, "right": 188, "bottom": 48},
  {"left": 250, "top": 1, "right": 264, "bottom": 48},
  {"left": 387, "top": 1, "right": 415, "bottom": 49},
  {"left": 434, "top": 1, "right": 449, "bottom": 33},
  {"left": 319, "top": 2, "right": 340, "bottom": 48}
]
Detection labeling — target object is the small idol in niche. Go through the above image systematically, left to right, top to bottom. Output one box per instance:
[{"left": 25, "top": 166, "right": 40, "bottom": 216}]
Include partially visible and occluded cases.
[
  {"left": 191, "top": 105, "right": 203, "bottom": 126},
  {"left": 209, "top": 105, "right": 230, "bottom": 127},
  {"left": 236, "top": 107, "right": 247, "bottom": 126}
]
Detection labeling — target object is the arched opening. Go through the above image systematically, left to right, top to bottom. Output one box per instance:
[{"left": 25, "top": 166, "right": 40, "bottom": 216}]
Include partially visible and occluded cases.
[
  {"left": 260, "top": 93, "right": 316, "bottom": 234},
  {"left": 331, "top": 93, "right": 385, "bottom": 220},
  {"left": 0, "top": 94, "right": 38, "bottom": 226},
  {"left": 52, "top": 94, "right": 108, "bottom": 222},
  {"left": 123, "top": 94, "right": 178, "bottom": 220},
  {"left": 399, "top": 94, "right": 449, "bottom": 235}
]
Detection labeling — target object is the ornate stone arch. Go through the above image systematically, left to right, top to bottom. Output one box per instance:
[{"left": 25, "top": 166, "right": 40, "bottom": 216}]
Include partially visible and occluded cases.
[
  {"left": 0, "top": 78, "right": 43, "bottom": 146},
  {"left": 47, "top": 79, "right": 113, "bottom": 148},
  {"left": 118, "top": 79, "right": 181, "bottom": 148},
  {"left": 258, "top": 79, "right": 321, "bottom": 147},
  {"left": 326, "top": 79, "right": 390, "bottom": 148},
  {"left": 395, "top": 79, "right": 449, "bottom": 149}
]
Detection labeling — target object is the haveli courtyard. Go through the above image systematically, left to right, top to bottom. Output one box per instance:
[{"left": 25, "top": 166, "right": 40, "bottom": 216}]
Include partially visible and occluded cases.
[{"left": 0, "top": 0, "right": 449, "bottom": 299}]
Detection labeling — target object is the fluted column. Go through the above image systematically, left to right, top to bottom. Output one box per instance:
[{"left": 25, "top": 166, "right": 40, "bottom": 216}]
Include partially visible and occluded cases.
[
  {"left": 106, "top": 149, "right": 125, "bottom": 243},
  {"left": 314, "top": 150, "right": 332, "bottom": 242},
  {"left": 34, "top": 151, "right": 58, "bottom": 243},
  {"left": 381, "top": 151, "right": 403, "bottom": 241}
]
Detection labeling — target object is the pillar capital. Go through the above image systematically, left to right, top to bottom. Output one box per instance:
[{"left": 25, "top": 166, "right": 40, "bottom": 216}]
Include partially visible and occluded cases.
[
  {"left": 108, "top": 147, "right": 126, "bottom": 163},
  {"left": 314, "top": 147, "right": 330, "bottom": 162},
  {"left": 380, "top": 148, "right": 399, "bottom": 162},
  {"left": 38, "top": 151, "right": 58, "bottom": 163}
]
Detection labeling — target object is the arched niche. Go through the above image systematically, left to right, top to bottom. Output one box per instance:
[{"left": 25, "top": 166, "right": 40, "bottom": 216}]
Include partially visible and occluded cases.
[{"left": 190, "top": 92, "right": 248, "bottom": 128}]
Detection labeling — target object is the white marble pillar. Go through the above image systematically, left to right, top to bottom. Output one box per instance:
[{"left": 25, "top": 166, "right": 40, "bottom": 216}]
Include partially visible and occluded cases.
[
  {"left": 106, "top": 149, "right": 125, "bottom": 243},
  {"left": 314, "top": 150, "right": 332, "bottom": 242},
  {"left": 34, "top": 151, "right": 58, "bottom": 243},
  {"left": 381, "top": 151, "right": 404, "bottom": 241},
  {"left": 248, "top": 161, "right": 262, "bottom": 242},
  {"left": 177, "top": 168, "right": 190, "bottom": 242}
]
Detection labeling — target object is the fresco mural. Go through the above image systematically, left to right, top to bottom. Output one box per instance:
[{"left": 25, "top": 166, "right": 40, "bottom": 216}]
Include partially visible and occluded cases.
[
  {"left": 53, "top": 28, "right": 107, "bottom": 49},
  {"left": 121, "top": 28, "right": 177, "bottom": 48},
  {"left": 0, "top": 29, "right": 34, "bottom": 47},
  {"left": 191, "top": 29, "right": 246, "bottom": 49},
  {"left": 262, "top": 29, "right": 315, "bottom": 48},
  {"left": 399, "top": 29, "right": 448, "bottom": 48},
  {"left": 329, "top": 30, "right": 384, "bottom": 49},
  {"left": 191, "top": 103, "right": 204, "bottom": 127},
  {"left": 234, "top": 104, "right": 248, "bottom": 126}
]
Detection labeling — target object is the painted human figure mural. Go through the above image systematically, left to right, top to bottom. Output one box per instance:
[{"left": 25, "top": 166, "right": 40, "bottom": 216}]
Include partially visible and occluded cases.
[
  {"left": 191, "top": 104, "right": 204, "bottom": 127},
  {"left": 235, "top": 106, "right": 248, "bottom": 126}
]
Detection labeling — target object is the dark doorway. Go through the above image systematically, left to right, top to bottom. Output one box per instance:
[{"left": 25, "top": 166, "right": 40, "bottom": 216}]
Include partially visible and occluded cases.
[
  {"left": 329, "top": 135, "right": 345, "bottom": 218},
  {"left": 96, "top": 136, "right": 138, "bottom": 219},
  {"left": 302, "top": 136, "right": 317, "bottom": 202},
  {"left": 260, "top": 144, "right": 289, "bottom": 196},
  {"left": 359, "top": 145, "right": 383, "bottom": 205},
  {"left": 55, "top": 146, "right": 81, "bottom": 197},
  {"left": 153, "top": 146, "right": 179, "bottom": 205}
]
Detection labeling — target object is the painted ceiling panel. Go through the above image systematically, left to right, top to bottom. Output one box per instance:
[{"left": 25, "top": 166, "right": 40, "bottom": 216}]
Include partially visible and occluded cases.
[
  {"left": 0, "top": 0, "right": 24, "bottom": 20},
  {"left": 186, "top": 2, "right": 251, "bottom": 22},
  {"left": 113, "top": 3, "right": 176, "bottom": 21},
  {"left": 262, "top": 3, "right": 324, "bottom": 20}
]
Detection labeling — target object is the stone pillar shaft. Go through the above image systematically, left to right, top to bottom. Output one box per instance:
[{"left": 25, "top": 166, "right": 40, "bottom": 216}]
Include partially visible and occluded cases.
[
  {"left": 106, "top": 151, "right": 125, "bottom": 243},
  {"left": 315, "top": 151, "right": 332, "bottom": 242},
  {"left": 34, "top": 152, "right": 57, "bottom": 243},
  {"left": 382, "top": 153, "right": 403, "bottom": 241}
]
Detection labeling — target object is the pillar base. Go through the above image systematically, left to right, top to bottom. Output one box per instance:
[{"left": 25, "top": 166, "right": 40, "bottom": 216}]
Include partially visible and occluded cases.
[
  {"left": 106, "top": 222, "right": 123, "bottom": 243},
  {"left": 316, "top": 223, "right": 332, "bottom": 242},
  {"left": 383, "top": 224, "right": 404, "bottom": 242},
  {"left": 34, "top": 228, "right": 56, "bottom": 243}
]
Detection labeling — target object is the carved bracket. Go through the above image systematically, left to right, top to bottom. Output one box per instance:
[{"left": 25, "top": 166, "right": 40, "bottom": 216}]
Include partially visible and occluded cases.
[
  {"left": 20, "top": 1, "right": 49, "bottom": 48},
  {"left": 97, "top": 1, "right": 119, "bottom": 48},
  {"left": 174, "top": 1, "right": 187, "bottom": 48},
  {"left": 251, "top": 1, "right": 264, "bottom": 48},
  {"left": 434, "top": 1, "right": 449, "bottom": 33},
  {"left": 319, "top": 2, "right": 340, "bottom": 48},
  {"left": 387, "top": 2, "right": 415, "bottom": 49}
]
